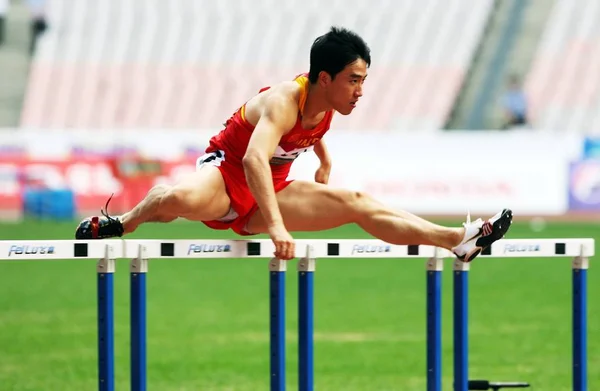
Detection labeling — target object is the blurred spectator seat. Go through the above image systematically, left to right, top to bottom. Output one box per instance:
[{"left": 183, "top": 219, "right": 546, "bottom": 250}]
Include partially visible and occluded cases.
[
  {"left": 20, "top": 0, "right": 494, "bottom": 131},
  {"left": 524, "top": 0, "right": 600, "bottom": 132}
]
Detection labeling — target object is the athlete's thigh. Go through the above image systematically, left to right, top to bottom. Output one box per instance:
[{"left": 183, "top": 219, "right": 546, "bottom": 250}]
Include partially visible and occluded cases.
[
  {"left": 170, "top": 164, "right": 231, "bottom": 221},
  {"left": 245, "top": 180, "right": 357, "bottom": 233}
]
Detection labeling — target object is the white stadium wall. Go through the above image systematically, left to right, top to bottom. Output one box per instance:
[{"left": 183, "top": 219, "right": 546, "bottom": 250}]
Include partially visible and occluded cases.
[{"left": 0, "top": 129, "right": 592, "bottom": 220}]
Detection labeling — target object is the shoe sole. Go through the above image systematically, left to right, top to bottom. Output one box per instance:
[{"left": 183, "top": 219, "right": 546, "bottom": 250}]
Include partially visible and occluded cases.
[{"left": 463, "top": 208, "right": 513, "bottom": 262}]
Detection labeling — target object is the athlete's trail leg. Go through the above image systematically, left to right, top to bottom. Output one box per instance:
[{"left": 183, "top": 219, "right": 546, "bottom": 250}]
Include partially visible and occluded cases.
[
  {"left": 120, "top": 166, "right": 231, "bottom": 233},
  {"left": 119, "top": 185, "right": 172, "bottom": 233}
]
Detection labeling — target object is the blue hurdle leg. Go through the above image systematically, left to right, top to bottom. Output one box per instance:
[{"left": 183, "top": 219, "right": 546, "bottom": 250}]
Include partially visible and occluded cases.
[
  {"left": 131, "top": 248, "right": 148, "bottom": 391},
  {"left": 298, "top": 248, "right": 315, "bottom": 391},
  {"left": 426, "top": 254, "right": 443, "bottom": 391},
  {"left": 572, "top": 256, "right": 588, "bottom": 391},
  {"left": 97, "top": 257, "right": 115, "bottom": 391},
  {"left": 270, "top": 258, "right": 286, "bottom": 391},
  {"left": 453, "top": 259, "right": 469, "bottom": 391}
]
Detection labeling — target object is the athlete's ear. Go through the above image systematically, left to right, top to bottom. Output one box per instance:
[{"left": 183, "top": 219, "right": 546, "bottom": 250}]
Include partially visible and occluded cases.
[{"left": 318, "top": 71, "right": 332, "bottom": 88}]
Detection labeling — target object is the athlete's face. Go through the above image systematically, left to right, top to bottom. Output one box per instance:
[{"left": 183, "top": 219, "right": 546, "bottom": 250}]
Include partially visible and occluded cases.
[{"left": 321, "top": 59, "right": 368, "bottom": 115}]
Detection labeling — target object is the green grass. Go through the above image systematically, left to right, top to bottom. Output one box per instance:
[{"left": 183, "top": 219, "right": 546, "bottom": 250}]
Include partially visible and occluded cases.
[{"left": 0, "top": 219, "right": 599, "bottom": 390}]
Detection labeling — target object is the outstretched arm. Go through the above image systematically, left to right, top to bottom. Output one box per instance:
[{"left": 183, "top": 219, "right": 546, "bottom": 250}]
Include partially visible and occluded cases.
[{"left": 242, "top": 92, "right": 298, "bottom": 259}]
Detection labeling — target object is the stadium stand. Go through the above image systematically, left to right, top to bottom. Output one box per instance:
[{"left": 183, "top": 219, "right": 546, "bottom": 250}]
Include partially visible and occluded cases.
[
  {"left": 19, "top": 0, "right": 494, "bottom": 131},
  {"left": 524, "top": 0, "right": 600, "bottom": 132}
]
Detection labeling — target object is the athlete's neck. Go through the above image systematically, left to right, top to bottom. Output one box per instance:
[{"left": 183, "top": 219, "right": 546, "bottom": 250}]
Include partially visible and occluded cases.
[{"left": 302, "top": 83, "right": 332, "bottom": 120}]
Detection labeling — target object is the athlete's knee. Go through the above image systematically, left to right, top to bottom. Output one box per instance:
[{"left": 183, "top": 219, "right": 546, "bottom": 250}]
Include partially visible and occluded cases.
[
  {"left": 146, "top": 184, "right": 180, "bottom": 218},
  {"left": 148, "top": 184, "right": 171, "bottom": 196},
  {"left": 160, "top": 187, "right": 187, "bottom": 209},
  {"left": 337, "top": 190, "right": 376, "bottom": 221}
]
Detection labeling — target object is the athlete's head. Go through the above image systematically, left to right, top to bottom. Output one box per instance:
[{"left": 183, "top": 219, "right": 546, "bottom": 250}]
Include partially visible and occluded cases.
[{"left": 309, "top": 26, "right": 371, "bottom": 115}]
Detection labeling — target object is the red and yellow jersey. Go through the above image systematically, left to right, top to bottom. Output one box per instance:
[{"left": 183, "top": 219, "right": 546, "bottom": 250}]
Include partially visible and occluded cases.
[{"left": 205, "top": 73, "right": 334, "bottom": 180}]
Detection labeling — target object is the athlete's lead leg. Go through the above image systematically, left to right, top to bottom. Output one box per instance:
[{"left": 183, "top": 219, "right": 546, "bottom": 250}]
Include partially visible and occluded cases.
[{"left": 246, "top": 181, "right": 512, "bottom": 262}]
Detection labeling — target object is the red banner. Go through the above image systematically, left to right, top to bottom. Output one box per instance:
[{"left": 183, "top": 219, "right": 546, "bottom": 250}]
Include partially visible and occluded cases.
[{"left": 0, "top": 156, "right": 198, "bottom": 216}]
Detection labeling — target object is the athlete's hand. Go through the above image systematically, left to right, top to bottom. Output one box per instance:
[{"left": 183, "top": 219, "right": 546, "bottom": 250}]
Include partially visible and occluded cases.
[
  {"left": 315, "top": 163, "right": 331, "bottom": 185},
  {"left": 268, "top": 223, "right": 296, "bottom": 260}
]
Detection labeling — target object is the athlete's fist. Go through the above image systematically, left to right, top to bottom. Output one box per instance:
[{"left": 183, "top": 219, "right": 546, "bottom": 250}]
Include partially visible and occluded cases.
[
  {"left": 315, "top": 163, "right": 331, "bottom": 185},
  {"left": 268, "top": 224, "right": 296, "bottom": 260}
]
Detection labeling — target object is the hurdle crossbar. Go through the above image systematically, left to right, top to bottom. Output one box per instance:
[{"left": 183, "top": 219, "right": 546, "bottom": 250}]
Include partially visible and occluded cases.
[
  {"left": 0, "top": 238, "right": 593, "bottom": 391},
  {"left": 0, "top": 238, "right": 593, "bottom": 261}
]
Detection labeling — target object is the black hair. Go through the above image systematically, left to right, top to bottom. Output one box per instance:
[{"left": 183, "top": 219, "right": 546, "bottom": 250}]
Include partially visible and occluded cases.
[{"left": 308, "top": 26, "right": 371, "bottom": 84}]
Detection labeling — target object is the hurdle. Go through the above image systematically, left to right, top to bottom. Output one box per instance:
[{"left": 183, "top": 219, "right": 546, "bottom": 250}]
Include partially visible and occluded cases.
[{"left": 0, "top": 238, "right": 594, "bottom": 391}]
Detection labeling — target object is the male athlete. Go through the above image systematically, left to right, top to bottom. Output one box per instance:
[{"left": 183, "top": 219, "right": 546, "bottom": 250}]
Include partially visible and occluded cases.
[{"left": 75, "top": 26, "right": 513, "bottom": 262}]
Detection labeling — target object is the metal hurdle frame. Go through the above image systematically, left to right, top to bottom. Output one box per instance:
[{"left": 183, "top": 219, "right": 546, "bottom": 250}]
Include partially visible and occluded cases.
[{"left": 0, "top": 238, "right": 594, "bottom": 391}]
